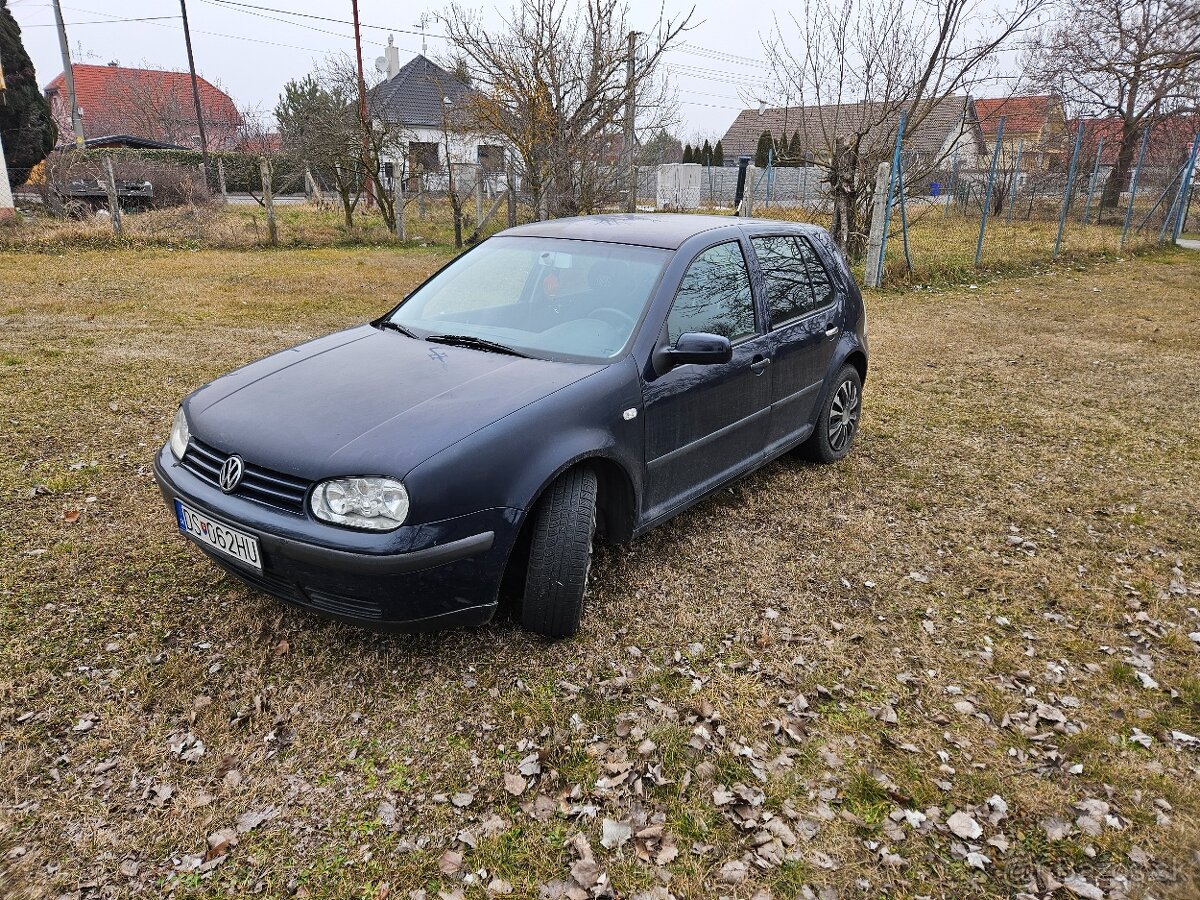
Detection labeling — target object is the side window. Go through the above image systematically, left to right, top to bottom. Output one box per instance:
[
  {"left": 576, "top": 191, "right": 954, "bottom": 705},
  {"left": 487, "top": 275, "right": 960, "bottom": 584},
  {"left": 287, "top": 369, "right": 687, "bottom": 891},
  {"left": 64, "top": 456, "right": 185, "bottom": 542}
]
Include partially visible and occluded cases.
[
  {"left": 752, "top": 235, "right": 816, "bottom": 328},
  {"left": 797, "top": 236, "right": 835, "bottom": 310},
  {"left": 666, "top": 241, "right": 756, "bottom": 345}
]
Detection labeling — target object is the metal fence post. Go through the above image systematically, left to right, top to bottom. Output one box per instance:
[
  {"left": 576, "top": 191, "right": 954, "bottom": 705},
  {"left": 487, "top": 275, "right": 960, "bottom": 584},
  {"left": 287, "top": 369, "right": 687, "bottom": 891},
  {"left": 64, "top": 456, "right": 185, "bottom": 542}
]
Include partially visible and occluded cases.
[
  {"left": 875, "top": 110, "right": 907, "bottom": 286},
  {"left": 975, "top": 115, "right": 1005, "bottom": 268},
  {"left": 1053, "top": 124, "right": 1086, "bottom": 260},
  {"left": 1120, "top": 128, "right": 1150, "bottom": 247},
  {"left": 1170, "top": 132, "right": 1200, "bottom": 243},
  {"left": 1080, "top": 136, "right": 1105, "bottom": 225},
  {"left": 1006, "top": 139, "right": 1023, "bottom": 225},
  {"left": 897, "top": 161, "right": 912, "bottom": 273}
]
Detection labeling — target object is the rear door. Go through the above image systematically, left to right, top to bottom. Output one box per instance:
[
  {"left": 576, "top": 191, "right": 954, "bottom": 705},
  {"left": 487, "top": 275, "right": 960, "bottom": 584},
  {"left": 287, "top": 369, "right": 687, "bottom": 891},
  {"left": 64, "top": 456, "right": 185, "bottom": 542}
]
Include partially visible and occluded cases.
[
  {"left": 749, "top": 234, "right": 841, "bottom": 453},
  {"left": 640, "top": 239, "right": 772, "bottom": 520}
]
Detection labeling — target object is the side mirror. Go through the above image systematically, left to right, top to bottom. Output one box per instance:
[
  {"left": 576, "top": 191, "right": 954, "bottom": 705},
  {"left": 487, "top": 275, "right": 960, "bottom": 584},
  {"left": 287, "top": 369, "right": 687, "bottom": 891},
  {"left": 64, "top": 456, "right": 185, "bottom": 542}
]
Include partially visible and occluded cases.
[{"left": 658, "top": 332, "right": 732, "bottom": 369}]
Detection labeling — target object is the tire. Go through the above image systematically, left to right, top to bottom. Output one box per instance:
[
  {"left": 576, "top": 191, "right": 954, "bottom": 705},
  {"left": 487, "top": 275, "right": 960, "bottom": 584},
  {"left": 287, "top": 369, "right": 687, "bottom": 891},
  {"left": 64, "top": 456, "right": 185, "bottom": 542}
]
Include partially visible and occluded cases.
[
  {"left": 799, "top": 364, "right": 863, "bottom": 464},
  {"left": 521, "top": 466, "right": 598, "bottom": 639}
]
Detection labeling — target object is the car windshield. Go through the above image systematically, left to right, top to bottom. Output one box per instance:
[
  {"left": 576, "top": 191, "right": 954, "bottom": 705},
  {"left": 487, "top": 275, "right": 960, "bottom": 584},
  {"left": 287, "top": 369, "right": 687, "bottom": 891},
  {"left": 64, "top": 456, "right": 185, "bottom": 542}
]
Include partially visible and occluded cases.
[{"left": 386, "top": 236, "right": 671, "bottom": 361}]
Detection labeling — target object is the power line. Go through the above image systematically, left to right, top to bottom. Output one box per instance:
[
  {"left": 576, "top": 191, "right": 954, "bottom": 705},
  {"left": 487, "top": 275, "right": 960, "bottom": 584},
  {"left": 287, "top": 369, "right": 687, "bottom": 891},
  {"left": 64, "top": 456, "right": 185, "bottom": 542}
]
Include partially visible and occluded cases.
[
  {"left": 196, "top": 0, "right": 354, "bottom": 41},
  {"left": 199, "top": 0, "right": 447, "bottom": 42},
  {"left": 59, "top": 4, "right": 338, "bottom": 54},
  {"left": 25, "top": 16, "right": 181, "bottom": 26},
  {"left": 673, "top": 42, "right": 771, "bottom": 71}
]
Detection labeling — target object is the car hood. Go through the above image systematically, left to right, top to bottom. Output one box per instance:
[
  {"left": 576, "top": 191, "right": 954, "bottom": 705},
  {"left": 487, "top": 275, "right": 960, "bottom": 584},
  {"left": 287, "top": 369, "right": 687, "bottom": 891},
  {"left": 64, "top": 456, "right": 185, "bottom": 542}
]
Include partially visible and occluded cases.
[{"left": 187, "top": 325, "right": 603, "bottom": 481}]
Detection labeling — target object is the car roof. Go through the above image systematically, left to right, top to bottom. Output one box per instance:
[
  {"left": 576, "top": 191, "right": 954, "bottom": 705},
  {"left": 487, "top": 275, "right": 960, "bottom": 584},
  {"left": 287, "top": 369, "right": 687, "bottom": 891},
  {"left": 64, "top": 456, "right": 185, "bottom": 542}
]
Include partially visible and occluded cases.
[{"left": 499, "top": 213, "right": 823, "bottom": 250}]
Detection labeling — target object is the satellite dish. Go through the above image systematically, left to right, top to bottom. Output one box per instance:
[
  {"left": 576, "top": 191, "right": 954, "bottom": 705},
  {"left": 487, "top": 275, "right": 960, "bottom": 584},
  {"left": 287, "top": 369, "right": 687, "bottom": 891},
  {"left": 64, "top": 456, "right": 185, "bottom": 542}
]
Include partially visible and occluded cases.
[{"left": 375, "top": 56, "right": 387, "bottom": 74}]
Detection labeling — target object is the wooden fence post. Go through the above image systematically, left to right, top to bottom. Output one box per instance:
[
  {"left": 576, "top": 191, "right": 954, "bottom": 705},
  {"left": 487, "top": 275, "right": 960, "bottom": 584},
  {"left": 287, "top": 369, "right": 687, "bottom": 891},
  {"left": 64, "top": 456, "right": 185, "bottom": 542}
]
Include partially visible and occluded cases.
[
  {"left": 103, "top": 154, "right": 123, "bottom": 238},
  {"left": 259, "top": 157, "right": 277, "bottom": 246},
  {"left": 506, "top": 158, "right": 517, "bottom": 228},
  {"left": 305, "top": 164, "right": 322, "bottom": 204},
  {"left": 475, "top": 164, "right": 484, "bottom": 226},
  {"left": 394, "top": 172, "right": 406, "bottom": 242}
]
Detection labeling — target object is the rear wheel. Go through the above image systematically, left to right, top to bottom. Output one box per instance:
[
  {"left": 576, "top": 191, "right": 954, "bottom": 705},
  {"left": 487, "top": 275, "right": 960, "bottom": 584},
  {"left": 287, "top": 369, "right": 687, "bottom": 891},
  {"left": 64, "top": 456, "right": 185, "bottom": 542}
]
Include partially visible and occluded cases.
[
  {"left": 800, "top": 365, "right": 862, "bottom": 463},
  {"left": 521, "top": 466, "right": 597, "bottom": 639}
]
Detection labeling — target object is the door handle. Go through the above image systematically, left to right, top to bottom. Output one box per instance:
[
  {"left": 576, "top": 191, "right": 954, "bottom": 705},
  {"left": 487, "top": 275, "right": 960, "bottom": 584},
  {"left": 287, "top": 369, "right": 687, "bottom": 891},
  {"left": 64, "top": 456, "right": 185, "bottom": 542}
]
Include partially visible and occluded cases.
[
  {"left": 824, "top": 324, "right": 840, "bottom": 337},
  {"left": 750, "top": 356, "right": 772, "bottom": 373}
]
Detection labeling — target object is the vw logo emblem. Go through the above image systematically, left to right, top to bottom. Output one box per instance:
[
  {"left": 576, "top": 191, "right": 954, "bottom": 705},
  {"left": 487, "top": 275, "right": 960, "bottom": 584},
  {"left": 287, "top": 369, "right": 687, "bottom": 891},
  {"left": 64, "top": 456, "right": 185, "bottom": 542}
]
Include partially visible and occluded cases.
[{"left": 219, "top": 455, "right": 245, "bottom": 493}]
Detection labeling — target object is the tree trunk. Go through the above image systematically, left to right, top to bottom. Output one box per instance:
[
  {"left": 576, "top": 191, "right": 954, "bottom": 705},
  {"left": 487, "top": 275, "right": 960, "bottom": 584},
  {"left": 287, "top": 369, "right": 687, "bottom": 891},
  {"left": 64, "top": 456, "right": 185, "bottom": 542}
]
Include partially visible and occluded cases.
[
  {"left": 1100, "top": 120, "right": 1140, "bottom": 213},
  {"left": 828, "top": 138, "right": 860, "bottom": 255}
]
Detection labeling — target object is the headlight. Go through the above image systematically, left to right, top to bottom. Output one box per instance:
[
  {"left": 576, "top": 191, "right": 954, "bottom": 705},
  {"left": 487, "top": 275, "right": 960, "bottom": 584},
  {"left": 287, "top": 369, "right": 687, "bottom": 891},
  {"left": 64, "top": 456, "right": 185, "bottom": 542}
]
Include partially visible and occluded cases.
[
  {"left": 169, "top": 406, "right": 191, "bottom": 460},
  {"left": 310, "top": 477, "right": 409, "bottom": 530}
]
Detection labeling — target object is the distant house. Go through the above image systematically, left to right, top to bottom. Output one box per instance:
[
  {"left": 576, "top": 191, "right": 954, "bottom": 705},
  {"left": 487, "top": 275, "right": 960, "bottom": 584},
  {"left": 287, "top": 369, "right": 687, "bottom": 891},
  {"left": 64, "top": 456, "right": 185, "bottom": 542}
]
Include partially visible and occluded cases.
[
  {"left": 369, "top": 39, "right": 510, "bottom": 187},
  {"left": 44, "top": 63, "right": 243, "bottom": 151},
  {"left": 974, "top": 94, "right": 1068, "bottom": 171},
  {"left": 717, "top": 96, "right": 984, "bottom": 168},
  {"left": 1069, "top": 115, "right": 1199, "bottom": 172}
]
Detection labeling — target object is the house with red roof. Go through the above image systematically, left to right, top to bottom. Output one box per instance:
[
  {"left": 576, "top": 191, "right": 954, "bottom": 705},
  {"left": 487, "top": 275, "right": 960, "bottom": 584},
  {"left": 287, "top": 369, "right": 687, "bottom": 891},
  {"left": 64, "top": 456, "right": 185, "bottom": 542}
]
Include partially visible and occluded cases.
[
  {"left": 43, "top": 63, "right": 243, "bottom": 151},
  {"left": 974, "top": 94, "right": 1069, "bottom": 171},
  {"left": 1069, "top": 115, "right": 1200, "bottom": 172}
]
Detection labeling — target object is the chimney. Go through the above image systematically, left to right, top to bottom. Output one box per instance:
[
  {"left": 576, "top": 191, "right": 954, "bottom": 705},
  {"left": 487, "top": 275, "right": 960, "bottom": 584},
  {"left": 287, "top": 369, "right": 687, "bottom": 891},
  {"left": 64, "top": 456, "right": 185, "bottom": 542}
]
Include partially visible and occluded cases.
[{"left": 385, "top": 34, "right": 400, "bottom": 79}]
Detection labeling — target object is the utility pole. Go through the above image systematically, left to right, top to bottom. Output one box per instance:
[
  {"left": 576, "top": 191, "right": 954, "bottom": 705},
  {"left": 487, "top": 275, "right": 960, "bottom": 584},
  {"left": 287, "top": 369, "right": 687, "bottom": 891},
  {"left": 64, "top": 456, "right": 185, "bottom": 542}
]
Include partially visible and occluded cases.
[
  {"left": 51, "top": 0, "right": 85, "bottom": 148},
  {"left": 179, "top": 0, "right": 210, "bottom": 180},
  {"left": 351, "top": 0, "right": 374, "bottom": 207},
  {"left": 623, "top": 30, "right": 637, "bottom": 213}
]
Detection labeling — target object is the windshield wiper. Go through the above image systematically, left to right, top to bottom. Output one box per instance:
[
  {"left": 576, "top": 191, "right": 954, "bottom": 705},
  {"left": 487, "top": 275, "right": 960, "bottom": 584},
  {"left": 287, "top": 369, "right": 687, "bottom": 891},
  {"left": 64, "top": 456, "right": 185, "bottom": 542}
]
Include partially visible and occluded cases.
[
  {"left": 375, "top": 320, "right": 419, "bottom": 339},
  {"left": 426, "top": 334, "right": 530, "bottom": 358}
]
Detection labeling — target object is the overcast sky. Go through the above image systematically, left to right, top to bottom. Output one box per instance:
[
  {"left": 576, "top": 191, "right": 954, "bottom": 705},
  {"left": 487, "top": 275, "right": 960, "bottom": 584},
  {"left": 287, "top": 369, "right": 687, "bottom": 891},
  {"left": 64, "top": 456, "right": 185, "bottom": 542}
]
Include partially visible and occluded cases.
[{"left": 8, "top": 0, "right": 1022, "bottom": 142}]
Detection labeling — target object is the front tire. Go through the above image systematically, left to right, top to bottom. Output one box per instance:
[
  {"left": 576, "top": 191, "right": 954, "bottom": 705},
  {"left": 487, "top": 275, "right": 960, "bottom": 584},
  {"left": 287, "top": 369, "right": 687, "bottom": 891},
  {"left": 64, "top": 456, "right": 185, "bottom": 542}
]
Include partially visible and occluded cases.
[
  {"left": 800, "top": 364, "right": 863, "bottom": 463},
  {"left": 521, "top": 466, "right": 598, "bottom": 639}
]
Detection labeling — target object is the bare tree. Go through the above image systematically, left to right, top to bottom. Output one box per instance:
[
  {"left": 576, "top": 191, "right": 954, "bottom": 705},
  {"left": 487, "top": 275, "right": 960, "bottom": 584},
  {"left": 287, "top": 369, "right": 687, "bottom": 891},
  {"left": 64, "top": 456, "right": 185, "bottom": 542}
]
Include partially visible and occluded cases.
[
  {"left": 441, "top": 0, "right": 693, "bottom": 218},
  {"left": 765, "top": 0, "right": 1048, "bottom": 254},
  {"left": 1027, "top": 0, "right": 1200, "bottom": 210},
  {"left": 278, "top": 57, "right": 416, "bottom": 233}
]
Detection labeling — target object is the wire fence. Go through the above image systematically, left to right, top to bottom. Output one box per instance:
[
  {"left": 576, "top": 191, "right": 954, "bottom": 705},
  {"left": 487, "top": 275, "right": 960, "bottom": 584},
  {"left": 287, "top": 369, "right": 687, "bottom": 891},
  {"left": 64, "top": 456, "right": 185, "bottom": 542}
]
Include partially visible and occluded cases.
[{"left": 648, "top": 122, "right": 1200, "bottom": 286}]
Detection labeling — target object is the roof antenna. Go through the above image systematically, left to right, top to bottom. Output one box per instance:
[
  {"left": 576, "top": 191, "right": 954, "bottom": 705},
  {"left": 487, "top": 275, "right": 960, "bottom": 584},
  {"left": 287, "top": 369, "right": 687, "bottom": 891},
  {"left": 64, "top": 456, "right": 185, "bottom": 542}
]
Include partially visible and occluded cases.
[{"left": 415, "top": 12, "right": 429, "bottom": 57}]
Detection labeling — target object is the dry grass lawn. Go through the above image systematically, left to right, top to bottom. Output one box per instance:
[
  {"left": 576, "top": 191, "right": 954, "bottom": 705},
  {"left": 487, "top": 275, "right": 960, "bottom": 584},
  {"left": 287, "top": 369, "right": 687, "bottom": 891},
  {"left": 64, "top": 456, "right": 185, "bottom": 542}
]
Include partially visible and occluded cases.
[{"left": 1, "top": 243, "right": 1199, "bottom": 899}]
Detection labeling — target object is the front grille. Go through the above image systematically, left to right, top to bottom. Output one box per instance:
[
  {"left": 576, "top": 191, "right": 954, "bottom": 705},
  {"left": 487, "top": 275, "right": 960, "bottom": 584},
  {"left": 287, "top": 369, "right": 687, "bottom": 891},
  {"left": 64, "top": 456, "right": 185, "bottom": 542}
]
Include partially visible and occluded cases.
[
  {"left": 182, "top": 437, "right": 310, "bottom": 515},
  {"left": 205, "top": 550, "right": 384, "bottom": 621},
  {"left": 204, "top": 551, "right": 307, "bottom": 604},
  {"left": 305, "top": 589, "right": 384, "bottom": 620}
]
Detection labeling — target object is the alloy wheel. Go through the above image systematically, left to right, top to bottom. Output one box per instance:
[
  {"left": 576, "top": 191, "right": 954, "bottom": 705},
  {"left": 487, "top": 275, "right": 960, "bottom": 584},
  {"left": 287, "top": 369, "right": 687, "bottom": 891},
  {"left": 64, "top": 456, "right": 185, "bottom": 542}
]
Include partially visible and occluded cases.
[{"left": 828, "top": 379, "right": 860, "bottom": 452}]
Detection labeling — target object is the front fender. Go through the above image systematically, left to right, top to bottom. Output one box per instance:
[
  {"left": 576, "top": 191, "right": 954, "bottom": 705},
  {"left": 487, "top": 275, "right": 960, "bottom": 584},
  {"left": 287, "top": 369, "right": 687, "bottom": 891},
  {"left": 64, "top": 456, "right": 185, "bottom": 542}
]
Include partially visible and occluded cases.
[{"left": 403, "top": 358, "right": 645, "bottom": 527}]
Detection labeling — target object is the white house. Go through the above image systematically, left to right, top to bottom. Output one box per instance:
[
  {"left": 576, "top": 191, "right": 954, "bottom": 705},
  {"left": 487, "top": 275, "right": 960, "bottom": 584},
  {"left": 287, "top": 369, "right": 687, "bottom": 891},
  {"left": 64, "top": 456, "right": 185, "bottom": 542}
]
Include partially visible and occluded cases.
[{"left": 370, "top": 38, "right": 512, "bottom": 193}]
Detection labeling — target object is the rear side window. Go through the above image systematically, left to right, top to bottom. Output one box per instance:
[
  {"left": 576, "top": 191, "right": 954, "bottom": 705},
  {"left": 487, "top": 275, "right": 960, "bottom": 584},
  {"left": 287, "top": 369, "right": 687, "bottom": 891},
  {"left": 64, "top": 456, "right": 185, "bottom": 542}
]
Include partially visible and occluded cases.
[
  {"left": 751, "top": 235, "right": 835, "bottom": 328},
  {"left": 800, "top": 237, "right": 835, "bottom": 310},
  {"left": 666, "top": 241, "right": 756, "bottom": 344}
]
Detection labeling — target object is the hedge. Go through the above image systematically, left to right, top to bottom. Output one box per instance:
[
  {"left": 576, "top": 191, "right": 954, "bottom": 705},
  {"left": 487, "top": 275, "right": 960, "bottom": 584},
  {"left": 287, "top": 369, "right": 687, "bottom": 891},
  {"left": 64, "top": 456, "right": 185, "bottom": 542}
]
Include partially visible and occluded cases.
[{"left": 51, "top": 148, "right": 310, "bottom": 194}]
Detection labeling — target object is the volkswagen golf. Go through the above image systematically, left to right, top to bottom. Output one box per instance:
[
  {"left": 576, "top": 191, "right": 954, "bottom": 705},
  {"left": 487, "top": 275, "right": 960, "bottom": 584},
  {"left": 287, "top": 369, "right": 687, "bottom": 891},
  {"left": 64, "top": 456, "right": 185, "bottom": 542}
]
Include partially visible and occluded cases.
[{"left": 154, "top": 214, "right": 867, "bottom": 638}]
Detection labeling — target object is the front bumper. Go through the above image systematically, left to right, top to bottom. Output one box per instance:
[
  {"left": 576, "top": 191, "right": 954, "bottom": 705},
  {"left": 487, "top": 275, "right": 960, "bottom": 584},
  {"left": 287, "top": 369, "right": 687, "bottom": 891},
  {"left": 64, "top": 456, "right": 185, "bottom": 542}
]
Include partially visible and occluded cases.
[{"left": 154, "top": 446, "right": 519, "bottom": 630}]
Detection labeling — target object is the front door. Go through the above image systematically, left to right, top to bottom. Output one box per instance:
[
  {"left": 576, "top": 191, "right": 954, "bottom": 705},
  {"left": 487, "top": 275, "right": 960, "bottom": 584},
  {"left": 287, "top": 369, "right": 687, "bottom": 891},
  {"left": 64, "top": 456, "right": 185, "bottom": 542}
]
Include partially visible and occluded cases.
[
  {"left": 749, "top": 234, "right": 840, "bottom": 452},
  {"left": 641, "top": 240, "right": 772, "bottom": 520}
]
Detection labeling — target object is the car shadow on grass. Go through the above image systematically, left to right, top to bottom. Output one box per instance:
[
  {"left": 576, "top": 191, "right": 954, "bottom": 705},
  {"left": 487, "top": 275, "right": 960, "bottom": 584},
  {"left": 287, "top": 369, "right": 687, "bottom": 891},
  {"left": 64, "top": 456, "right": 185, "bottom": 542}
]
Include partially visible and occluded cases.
[{"left": 211, "top": 447, "right": 856, "bottom": 669}]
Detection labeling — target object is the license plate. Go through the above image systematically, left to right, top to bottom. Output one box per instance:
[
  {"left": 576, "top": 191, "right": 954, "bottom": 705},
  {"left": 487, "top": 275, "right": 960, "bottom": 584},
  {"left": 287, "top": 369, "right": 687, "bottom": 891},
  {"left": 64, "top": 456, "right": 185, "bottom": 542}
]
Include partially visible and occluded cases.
[{"left": 175, "top": 500, "right": 262, "bottom": 571}]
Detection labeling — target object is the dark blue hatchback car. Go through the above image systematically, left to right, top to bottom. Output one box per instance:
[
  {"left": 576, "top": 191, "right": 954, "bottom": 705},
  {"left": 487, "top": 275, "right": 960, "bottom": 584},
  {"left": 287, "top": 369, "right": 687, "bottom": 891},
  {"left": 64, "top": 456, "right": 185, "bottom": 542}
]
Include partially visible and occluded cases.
[{"left": 155, "top": 214, "right": 867, "bottom": 637}]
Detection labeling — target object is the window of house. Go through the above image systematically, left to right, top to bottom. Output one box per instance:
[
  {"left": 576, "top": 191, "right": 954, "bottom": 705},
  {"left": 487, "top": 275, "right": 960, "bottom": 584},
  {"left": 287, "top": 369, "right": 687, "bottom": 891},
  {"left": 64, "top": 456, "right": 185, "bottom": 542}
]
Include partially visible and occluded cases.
[
  {"left": 409, "top": 141, "right": 441, "bottom": 173},
  {"left": 477, "top": 144, "right": 505, "bottom": 173},
  {"left": 666, "top": 241, "right": 756, "bottom": 344}
]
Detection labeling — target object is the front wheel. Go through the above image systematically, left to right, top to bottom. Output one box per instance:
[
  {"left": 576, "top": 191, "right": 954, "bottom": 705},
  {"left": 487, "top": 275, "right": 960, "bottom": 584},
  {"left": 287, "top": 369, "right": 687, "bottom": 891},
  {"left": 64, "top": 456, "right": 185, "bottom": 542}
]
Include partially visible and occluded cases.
[
  {"left": 800, "top": 365, "right": 863, "bottom": 463},
  {"left": 521, "top": 466, "right": 598, "bottom": 639}
]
